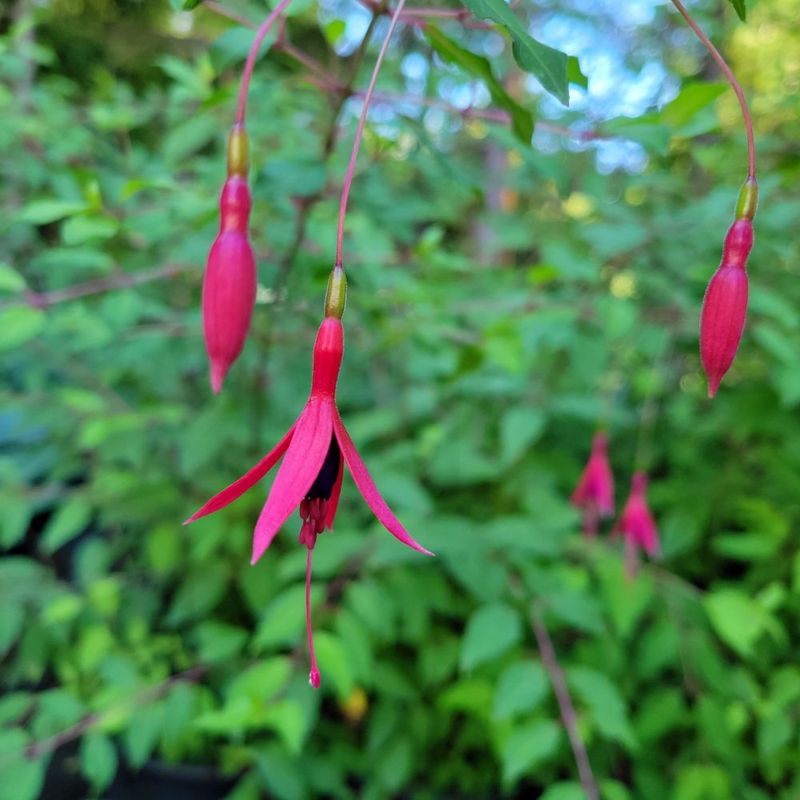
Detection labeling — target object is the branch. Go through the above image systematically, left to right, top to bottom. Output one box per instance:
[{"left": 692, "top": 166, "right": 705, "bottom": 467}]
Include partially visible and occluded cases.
[
  {"left": 356, "top": 0, "right": 493, "bottom": 29},
  {"left": 0, "top": 263, "right": 192, "bottom": 312},
  {"left": 531, "top": 604, "right": 599, "bottom": 800},
  {"left": 19, "top": 665, "right": 207, "bottom": 763}
]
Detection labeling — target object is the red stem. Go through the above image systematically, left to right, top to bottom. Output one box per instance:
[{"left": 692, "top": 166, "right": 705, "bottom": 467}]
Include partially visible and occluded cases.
[
  {"left": 234, "top": 0, "right": 294, "bottom": 125},
  {"left": 334, "top": 0, "right": 408, "bottom": 268},
  {"left": 669, "top": 0, "right": 756, "bottom": 179},
  {"left": 532, "top": 606, "right": 599, "bottom": 800}
]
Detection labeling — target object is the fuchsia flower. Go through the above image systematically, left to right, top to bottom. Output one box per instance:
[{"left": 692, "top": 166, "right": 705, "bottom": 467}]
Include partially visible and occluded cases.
[
  {"left": 202, "top": 125, "right": 257, "bottom": 394},
  {"left": 699, "top": 178, "right": 758, "bottom": 398},
  {"left": 186, "top": 268, "right": 433, "bottom": 688},
  {"left": 570, "top": 432, "right": 614, "bottom": 536},
  {"left": 615, "top": 472, "right": 659, "bottom": 579}
]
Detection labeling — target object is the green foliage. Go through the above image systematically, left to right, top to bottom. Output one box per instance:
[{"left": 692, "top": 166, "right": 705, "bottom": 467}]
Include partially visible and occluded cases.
[
  {"left": 460, "top": 0, "right": 570, "bottom": 104},
  {"left": 728, "top": 0, "right": 748, "bottom": 21},
  {"left": 1, "top": 1, "right": 798, "bottom": 798},
  {"left": 425, "top": 26, "right": 534, "bottom": 143}
]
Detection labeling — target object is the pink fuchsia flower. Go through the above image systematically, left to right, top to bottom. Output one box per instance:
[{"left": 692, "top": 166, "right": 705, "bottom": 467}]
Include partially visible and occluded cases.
[
  {"left": 202, "top": 126, "right": 257, "bottom": 394},
  {"left": 700, "top": 178, "right": 758, "bottom": 398},
  {"left": 186, "top": 268, "right": 433, "bottom": 688},
  {"left": 570, "top": 433, "right": 614, "bottom": 536},
  {"left": 615, "top": 472, "right": 659, "bottom": 579}
]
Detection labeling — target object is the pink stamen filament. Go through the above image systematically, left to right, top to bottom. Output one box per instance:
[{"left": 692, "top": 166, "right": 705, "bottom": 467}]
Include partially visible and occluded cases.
[
  {"left": 234, "top": 0, "right": 294, "bottom": 126},
  {"left": 335, "top": 0, "right": 409, "bottom": 268},
  {"left": 669, "top": 0, "right": 756, "bottom": 179},
  {"left": 305, "top": 547, "right": 321, "bottom": 689}
]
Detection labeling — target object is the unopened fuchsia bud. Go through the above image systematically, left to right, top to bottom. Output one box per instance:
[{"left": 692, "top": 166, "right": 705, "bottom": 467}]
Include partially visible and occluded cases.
[
  {"left": 202, "top": 125, "right": 257, "bottom": 394},
  {"left": 699, "top": 178, "right": 758, "bottom": 397}
]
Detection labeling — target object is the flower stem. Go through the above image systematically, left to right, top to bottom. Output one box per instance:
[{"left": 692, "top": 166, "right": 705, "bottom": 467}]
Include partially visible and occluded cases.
[
  {"left": 234, "top": 0, "right": 294, "bottom": 126},
  {"left": 335, "top": 0, "right": 408, "bottom": 268},
  {"left": 669, "top": 0, "right": 756, "bottom": 179},
  {"left": 306, "top": 547, "right": 321, "bottom": 688}
]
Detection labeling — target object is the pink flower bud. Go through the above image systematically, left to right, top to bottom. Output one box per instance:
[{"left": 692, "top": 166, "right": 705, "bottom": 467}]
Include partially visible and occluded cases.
[
  {"left": 202, "top": 176, "right": 257, "bottom": 394},
  {"left": 700, "top": 218, "right": 753, "bottom": 398}
]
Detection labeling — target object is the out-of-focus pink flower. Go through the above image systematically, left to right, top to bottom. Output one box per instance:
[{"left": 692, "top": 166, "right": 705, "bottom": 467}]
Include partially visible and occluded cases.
[
  {"left": 202, "top": 126, "right": 257, "bottom": 394},
  {"left": 700, "top": 218, "right": 753, "bottom": 398},
  {"left": 186, "top": 269, "right": 433, "bottom": 687},
  {"left": 570, "top": 432, "right": 614, "bottom": 536},
  {"left": 615, "top": 472, "right": 659, "bottom": 578}
]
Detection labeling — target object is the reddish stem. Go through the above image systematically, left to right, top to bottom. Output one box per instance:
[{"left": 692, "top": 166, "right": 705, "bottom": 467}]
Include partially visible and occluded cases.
[
  {"left": 203, "top": 0, "right": 253, "bottom": 29},
  {"left": 234, "top": 0, "right": 294, "bottom": 125},
  {"left": 335, "top": 0, "right": 408, "bottom": 268},
  {"left": 669, "top": 0, "right": 756, "bottom": 179},
  {"left": 306, "top": 547, "right": 321, "bottom": 688},
  {"left": 532, "top": 605, "right": 599, "bottom": 800}
]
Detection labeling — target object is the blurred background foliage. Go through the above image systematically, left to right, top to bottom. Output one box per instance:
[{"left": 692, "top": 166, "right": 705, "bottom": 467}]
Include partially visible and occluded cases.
[{"left": 1, "top": 0, "right": 799, "bottom": 798}]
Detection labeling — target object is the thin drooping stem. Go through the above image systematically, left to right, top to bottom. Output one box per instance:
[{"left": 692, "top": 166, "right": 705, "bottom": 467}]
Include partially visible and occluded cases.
[
  {"left": 234, "top": 0, "right": 294, "bottom": 125},
  {"left": 335, "top": 0, "right": 408, "bottom": 268},
  {"left": 669, "top": 0, "right": 755, "bottom": 178},
  {"left": 305, "top": 548, "right": 321, "bottom": 688},
  {"left": 532, "top": 605, "right": 599, "bottom": 800}
]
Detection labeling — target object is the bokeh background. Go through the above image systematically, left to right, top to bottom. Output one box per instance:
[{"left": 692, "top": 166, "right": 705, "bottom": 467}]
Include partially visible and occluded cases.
[{"left": 1, "top": 0, "right": 799, "bottom": 798}]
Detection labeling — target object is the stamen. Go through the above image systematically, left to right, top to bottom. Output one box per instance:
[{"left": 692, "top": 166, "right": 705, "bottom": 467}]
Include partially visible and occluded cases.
[{"left": 305, "top": 547, "right": 321, "bottom": 689}]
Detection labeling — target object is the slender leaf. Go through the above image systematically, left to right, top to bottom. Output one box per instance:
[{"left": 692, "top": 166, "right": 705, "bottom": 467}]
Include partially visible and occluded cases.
[
  {"left": 460, "top": 0, "right": 569, "bottom": 104},
  {"left": 425, "top": 26, "right": 534, "bottom": 143}
]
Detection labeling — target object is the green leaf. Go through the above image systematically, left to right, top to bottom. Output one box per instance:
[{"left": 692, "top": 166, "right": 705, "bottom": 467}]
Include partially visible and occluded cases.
[
  {"left": 170, "top": 0, "right": 203, "bottom": 10},
  {"left": 460, "top": 0, "right": 569, "bottom": 105},
  {"left": 727, "top": 0, "right": 746, "bottom": 21},
  {"left": 425, "top": 26, "right": 533, "bottom": 143},
  {"left": 567, "top": 56, "right": 588, "bottom": 89},
  {"left": 660, "top": 82, "right": 727, "bottom": 127},
  {"left": 601, "top": 114, "right": 671, "bottom": 154},
  {"left": 16, "top": 199, "right": 87, "bottom": 225},
  {"left": 61, "top": 215, "right": 119, "bottom": 246},
  {"left": 0, "top": 263, "right": 27, "bottom": 293},
  {"left": 0, "top": 307, "right": 44, "bottom": 351},
  {"left": 500, "top": 407, "right": 545, "bottom": 464},
  {"left": 0, "top": 494, "right": 32, "bottom": 549},
  {"left": 40, "top": 496, "right": 91, "bottom": 553},
  {"left": 166, "top": 564, "right": 228, "bottom": 625},
  {"left": 253, "top": 584, "right": 322, "bottom": 650},
  {"left": 704, "top": 589, "right": 771, "bottom": 658},
  {"left": 0, "top": 603, "right": 24, "bottom": 657},
  {"left": 460, "top": 603, "right": 523, "bottom": 670},
  {"left": 193, "top": 621, "right": 248, "bottom": 663},
  {"left": 315, "top": 632, "right": 355, "bottom": 697},
  {"left": 492, "top": 660, "right": 550, "bottom": 720},
  {"left": 568, "top": 666, "right": 636, "bottom": 748},
  {"left": 264, "top": 700, "right": 307, "bottom": 755},
  {"left": 123, "top": 703, "right": 164, "bottom": 769},
  {"left": 501, "top": 719, "right": 561, "bottom": 784},
  {"left": 0, "top": 730, "right": 44, "bottom": 800},
  {"left": 80, "top": 731, "right": 118, "bottom": 792},
  {"left": 539, "top": 783, "right": 585, "bottom": 800}
]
